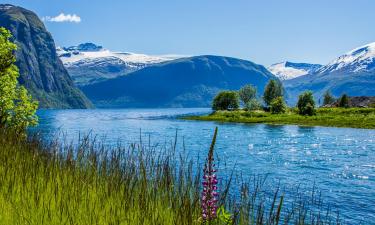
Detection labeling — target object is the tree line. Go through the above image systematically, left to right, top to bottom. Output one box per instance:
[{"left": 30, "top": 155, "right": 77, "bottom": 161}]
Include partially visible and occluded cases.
[{"left": 212, "top": 80, "right": 351, "bottom": 116}]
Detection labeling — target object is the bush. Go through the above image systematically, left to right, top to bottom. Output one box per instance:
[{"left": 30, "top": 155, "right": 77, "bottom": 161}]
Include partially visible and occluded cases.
[
  {"left": 263, "top": 80, "right": 283, "bottom": 106},
  {"left": 239, "top": 84, "right": 257, "bottom": 106},
  {"left": 212, "top": 91, "right": 239, "bottom": 111},
  {"left": 297, "top": 91, "right": 316, "bottom": 116},
  {"left": 338, "top": 94, "right": 349, "bottom": 108},
  {"left": 270, "top": 96, "right": 287, "bottom": 114},
  {"left": 245, "top": 98, "right": 262, "bottom": 111}
]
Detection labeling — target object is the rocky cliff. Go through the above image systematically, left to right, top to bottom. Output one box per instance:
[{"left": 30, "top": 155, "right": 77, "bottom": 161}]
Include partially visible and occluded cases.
[{"left": 0, "top": 4, "right": 92, "bottom": 108}]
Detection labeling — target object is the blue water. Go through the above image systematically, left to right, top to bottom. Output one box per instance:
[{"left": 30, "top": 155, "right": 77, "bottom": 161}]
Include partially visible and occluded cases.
[{"left": 35, "top": 108, "right": 375, "bottom": 223}]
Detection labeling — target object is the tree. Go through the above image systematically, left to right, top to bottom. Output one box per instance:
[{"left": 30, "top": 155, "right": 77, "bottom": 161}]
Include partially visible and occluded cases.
[
  {"left": 0, "top": 27, "right": 38, "bottom": 134},
  {"left": 263, "top": 80, "right": 283, "bottom": 107},
  {"left": 239, "top": 84, "right": 257, "bottom": 106},
  {"left": 323, "top": 90, "right": 335, "bottom": 106},
  {"left": 212, "top": 91, "right": 239, "bottom": 111},
  {"left": 297, "top": 91, "right": 316, "bottom": 116},
  {"left": 338, "top": 94, "right": 349, "bottom": 108},
  {"left": 270, "top": 96, "right": 287, "bottom": 114},
  {"left": 245, "top": 98, "right": 262, "bottom": 111}
]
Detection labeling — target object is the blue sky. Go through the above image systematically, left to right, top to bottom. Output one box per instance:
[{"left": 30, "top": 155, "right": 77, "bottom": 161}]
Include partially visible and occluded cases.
[{"left": 2, "top": 0, "right": 375, "bottom": 65}]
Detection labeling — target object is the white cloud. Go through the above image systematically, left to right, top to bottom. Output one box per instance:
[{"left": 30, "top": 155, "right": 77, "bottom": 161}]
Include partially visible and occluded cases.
[{"left": 43, "top": 13, "right": 81, "bottom": 23}]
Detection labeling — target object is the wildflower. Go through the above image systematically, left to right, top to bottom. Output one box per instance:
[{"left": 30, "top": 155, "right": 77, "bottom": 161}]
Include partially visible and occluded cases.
[{"left": 201, "top": 127, "right": 219, "bottom": 222}]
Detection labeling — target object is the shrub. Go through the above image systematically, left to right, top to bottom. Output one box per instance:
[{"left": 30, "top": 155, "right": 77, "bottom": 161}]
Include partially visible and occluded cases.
[
  {"left": 263, "top": 80, "right": 283, "bottom": 106},
  {"left": 239, "top": 84, "right": 257, "bottom": 106},
  {"left": 323, "top": 90, "right": 335, "bottom": 106},
  {"left": 212, "top": 91, "right": 239, "bottom": 111},
  {"left": 297, "top": 91, "right": 316, "bottom": 116},
  {"left": 338, "top": 94, "right": 350, "bottom": 108},
  {"left": 270, "top": 96, "right": 287, "bottom": 114},
  {"left": 245, "top": 98, "right": 262, "bottom": 111}
]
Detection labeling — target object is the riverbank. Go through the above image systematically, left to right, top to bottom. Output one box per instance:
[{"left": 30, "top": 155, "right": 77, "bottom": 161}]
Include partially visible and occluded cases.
[{"left": 185, "top": 108, "right": 375, "bottom": 129}]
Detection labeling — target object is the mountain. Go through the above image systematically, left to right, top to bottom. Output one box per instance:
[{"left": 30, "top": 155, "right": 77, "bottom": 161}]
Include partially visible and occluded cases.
[
  {"left": 0, "top": 4, "right": 92, "bottom": 108},
  {"left": 285, "top": 42, "right": 375, "bottom": 104},
  {"left": 316, "top": 42, "right": 375, "bottom": 74},
  {"left": 57, "top": 43, "right": 180, "bottom": 86},
  {"left": 81, "top": 55, "right": 279, "bottom": 108},
  {"left": 268, "top": 61, "right": 322, "bottom": 80}
]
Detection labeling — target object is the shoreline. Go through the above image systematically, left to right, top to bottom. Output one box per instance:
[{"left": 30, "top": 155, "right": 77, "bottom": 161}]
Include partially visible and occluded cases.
[{"left": 183, "top": 108, "right": 375, "bottom": 129}]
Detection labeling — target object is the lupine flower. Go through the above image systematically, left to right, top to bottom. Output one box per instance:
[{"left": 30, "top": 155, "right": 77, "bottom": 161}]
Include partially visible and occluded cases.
[{"left": 201, "top": 127, "right": 219, "bottom": 222}]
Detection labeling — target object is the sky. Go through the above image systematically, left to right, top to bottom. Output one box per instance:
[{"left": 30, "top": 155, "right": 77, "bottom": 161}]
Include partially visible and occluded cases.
[{"left": 2, "top": 0, "right": 375, "bottom": 66}]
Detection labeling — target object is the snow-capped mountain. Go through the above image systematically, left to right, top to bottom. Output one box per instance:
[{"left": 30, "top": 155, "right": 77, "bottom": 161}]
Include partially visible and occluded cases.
[
  {"left": 285, "top": 42, "right": 375, "bottom": 105},
  {"left": 317, "top": 42, "right": 375, "bottom": 74},
  {"left": 57, "top": 43, "right": 181, "bottom": 86},
  {"left": 267, "top": 61, "right": 322, "bottom": 80}
]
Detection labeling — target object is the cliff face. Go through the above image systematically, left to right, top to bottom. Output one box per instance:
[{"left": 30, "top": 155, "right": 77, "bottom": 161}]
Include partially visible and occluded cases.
[{"left": 0, "top": 4, "right": 93, "bottom": 108}]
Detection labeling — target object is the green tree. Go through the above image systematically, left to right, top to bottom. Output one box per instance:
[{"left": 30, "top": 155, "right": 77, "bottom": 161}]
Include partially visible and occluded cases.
[
  {"left": 0, "top": 27, "right": 38, "bottom": 133},
  {"left": 263, "top": 80, "right": 283, "bottom": 107},
  {"left": 239, "top": 84, "right": 257, "bottom": 106},
  {"left": 323, "top": 90, "right": 335, "bottom": 106},
  {"left": 212, "top": 91, "right": 239, "bottom": 111},
  {"left": 297, "top": 91, "right": 316, "bottom": 116},
  {"left": 338, "top": 94, "right": 349, "bottom": 108},
  {"left": 270, "top": 96, "right": 287, "bottom": 114},
  {"left": 245, "top": 98, "right": 262, "bottom": 111}
]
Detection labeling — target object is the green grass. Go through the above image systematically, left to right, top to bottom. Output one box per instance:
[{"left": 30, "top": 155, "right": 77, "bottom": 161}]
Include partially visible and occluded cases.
[
  {"left": 186, "top": 108, "right": 375, "bottom": 129},
  {"left": 0, "top": 129, "right": 340, "bottom": 224}
]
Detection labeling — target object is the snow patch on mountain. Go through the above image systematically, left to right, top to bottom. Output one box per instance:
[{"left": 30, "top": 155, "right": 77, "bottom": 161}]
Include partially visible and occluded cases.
[
  {"left": 317, "top": 42, "right": 375, "bottom": 74},
  {"left": 57, "top": 43, "right": 180, "bottom": 67},
  {"left": 57, "top": 43, "right": 185, "bottom": 86},
  {"left": 268, "top": 61, "right": 322, "bottom": 80}
]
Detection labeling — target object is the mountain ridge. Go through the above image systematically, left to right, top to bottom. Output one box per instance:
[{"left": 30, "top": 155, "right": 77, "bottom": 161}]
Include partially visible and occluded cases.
[
  {"left": 285, "top": 42, "right": 375, "bottom": 104},
  {"left": 58, "top": 43, "right": 181, "bottom": 86},
  {"left": 81, "top": 55, "right": 279, "bottom": 108},
  {"left": 268, "top": 61, "right": 322, "bottom": 80}
]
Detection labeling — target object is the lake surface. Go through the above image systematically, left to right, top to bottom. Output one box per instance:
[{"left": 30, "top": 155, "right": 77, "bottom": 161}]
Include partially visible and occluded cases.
[{"left": 35, "top": 108, "right": 375, "bottom": 223}]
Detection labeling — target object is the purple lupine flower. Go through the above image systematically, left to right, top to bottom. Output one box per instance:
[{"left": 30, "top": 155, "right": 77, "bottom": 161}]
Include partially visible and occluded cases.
[{"left": 201, "top": 127, "right": 219, "bottom": 222}]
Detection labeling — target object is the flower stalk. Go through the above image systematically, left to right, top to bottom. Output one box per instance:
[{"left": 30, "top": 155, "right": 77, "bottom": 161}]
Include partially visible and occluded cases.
[{"left": 202, "top": 127, "right": 219, "bottom": 223}]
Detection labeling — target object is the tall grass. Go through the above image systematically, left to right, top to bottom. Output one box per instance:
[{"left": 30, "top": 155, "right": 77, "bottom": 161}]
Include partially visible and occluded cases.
[{"left": 0, "top": 129, "right": 341, "bottom": 224}]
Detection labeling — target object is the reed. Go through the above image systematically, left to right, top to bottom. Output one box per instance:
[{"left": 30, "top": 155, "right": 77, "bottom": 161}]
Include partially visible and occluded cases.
[{"left": 0, "top": 129, "right": 340, "bottom": 224}]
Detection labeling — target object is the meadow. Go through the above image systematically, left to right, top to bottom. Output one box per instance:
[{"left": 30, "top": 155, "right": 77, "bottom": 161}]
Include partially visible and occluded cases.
[{"left": 186, "top": 108, "right": 375, "bottom": 129}]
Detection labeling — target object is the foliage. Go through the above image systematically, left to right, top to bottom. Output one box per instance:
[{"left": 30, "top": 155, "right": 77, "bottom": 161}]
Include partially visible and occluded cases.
[
  {"left": 0, "top": 27, "right": 38, "bottom": 133},
  {"left": 263, "top": 80, "right": 283, "bottom": 106},
  {"left": 238, "top": 84, "right": 257, "bottom": 106},
  {"left": 323, "top": 90, "right": 335, "bottom": 106},
  {"left": 212, "top": 91, "right": 239, "bottom": 111},
  {"left": 297, "top": 91, "right": 316, "bottom": 116},
  {"left": 338, "top": 94, "right": 349, "bottom": 108},
  {"left": 270, "top": 96, "right": 287, "bottom": 114},
  {"left": 245, "top": 98, "right": 262, "bottom": 111},
  {"left": 187, "top": 107, "right": 375, "bottom": 129},
  {"left": 217, "top": 206, "right": 234, "bottom": 225}
]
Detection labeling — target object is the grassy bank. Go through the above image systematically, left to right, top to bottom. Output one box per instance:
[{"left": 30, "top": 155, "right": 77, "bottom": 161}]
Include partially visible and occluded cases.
[
  {"left": 186, "top": 108, "right": 375, "bottom": 129},
  {"left": 0, "top": 129, "right": 341, "bottom": 224}
]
